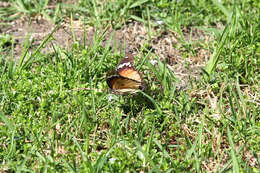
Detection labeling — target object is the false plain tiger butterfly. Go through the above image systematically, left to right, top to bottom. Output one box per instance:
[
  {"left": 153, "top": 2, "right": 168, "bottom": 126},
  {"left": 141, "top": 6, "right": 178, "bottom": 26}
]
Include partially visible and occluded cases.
[{"left": 106, "top": 54, "right": 145, "bottom": 94}]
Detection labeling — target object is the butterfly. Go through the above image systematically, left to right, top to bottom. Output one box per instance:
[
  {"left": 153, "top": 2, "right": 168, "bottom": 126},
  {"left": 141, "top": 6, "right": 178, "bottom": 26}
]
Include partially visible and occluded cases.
[{"left": 106, "top": 54, "right": 145, "bottom": 94}]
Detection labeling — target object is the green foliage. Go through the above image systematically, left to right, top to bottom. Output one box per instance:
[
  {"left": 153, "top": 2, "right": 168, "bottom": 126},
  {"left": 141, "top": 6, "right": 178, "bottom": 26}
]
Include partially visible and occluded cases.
[
  {"left": 0, "top": 0, "right": 259, "bottom": 172},
  {"left": 0, "top": 0, "right": 61, "bottom": 23},
  {"left": 0, "top": 34, "right": 12, "bottom": 49}
]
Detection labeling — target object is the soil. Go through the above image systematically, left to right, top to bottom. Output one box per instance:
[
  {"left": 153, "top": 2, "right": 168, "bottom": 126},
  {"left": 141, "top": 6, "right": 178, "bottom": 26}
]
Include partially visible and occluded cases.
[{"left": 2, "top": 14, "right": 212, "bottom": 90}]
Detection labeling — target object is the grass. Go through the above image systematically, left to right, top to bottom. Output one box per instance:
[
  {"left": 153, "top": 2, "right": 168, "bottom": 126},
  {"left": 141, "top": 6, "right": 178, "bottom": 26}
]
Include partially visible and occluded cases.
[{"left": 0, "top": 0, "right": 260, "bottom": 172}]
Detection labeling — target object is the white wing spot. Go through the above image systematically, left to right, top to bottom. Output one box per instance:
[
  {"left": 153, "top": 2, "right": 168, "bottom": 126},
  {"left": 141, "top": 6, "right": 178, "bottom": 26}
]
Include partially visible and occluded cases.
[{"left": 117, "top": 62, "right": 132, "bottom": 70}]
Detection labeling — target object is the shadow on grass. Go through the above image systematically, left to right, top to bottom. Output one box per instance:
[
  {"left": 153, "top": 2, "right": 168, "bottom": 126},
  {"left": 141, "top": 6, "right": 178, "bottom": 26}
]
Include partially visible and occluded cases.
[{"left": 119, "top": 86, "right": 163, "bottom": 115}]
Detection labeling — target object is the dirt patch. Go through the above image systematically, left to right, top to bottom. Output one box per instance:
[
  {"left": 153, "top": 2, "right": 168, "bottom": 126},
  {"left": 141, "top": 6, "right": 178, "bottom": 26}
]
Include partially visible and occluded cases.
[
  {"left": 2, "top": 16, "right": 211, "bottom": 88},
  {"left": 3, "top": 18, "right": 89, "bottom": 58},
  {"left": 111, "top": 21, "right": 211, "bottom": 86}
]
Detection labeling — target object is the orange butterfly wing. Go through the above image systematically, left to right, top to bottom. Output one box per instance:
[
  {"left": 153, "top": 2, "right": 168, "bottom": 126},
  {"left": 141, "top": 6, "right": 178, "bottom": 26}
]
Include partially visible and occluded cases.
[
  {"left": 106, "top": 54, "right": 145, "bottom": 94},
  {"left": 116, "top": 54, "right": 143, "bottom": 83}
]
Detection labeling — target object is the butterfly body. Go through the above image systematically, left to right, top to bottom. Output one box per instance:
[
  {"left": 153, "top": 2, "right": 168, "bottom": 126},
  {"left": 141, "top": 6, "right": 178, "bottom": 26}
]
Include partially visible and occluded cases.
[{"left": 106, "top": 54, "right": 145, "bottom": 94}]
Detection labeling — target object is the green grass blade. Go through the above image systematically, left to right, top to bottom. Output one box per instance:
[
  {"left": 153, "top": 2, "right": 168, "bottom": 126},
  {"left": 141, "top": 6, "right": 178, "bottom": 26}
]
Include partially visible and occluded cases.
[
  {"left": 129, "top": 0, "right": 149, "bottom": 9},
  {"left": 211, "top": 0, "right": 232, "bottom": 18},
  {"left": 20, "top": 22, "right": 61, "bottom": 70},
  {"left": 205, "top": 23, "right": 229, "bottom": 76},
  {"left": 236, "top": 75, "right": 247, "bottom": 116},
  {"left": 140, "top": 91, "right": 162, "bottom": 114},
  {"left": 185, "top": 122, "right": 203, "bottom": 161},
  {"left": 227, "top": 126, "right": 240, "bottom": 172}
]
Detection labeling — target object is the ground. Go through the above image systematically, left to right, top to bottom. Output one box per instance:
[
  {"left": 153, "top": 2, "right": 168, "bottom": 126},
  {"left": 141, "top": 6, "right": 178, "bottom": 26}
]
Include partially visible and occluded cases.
[
  {"left": 0, "top": 0, "right": 259, "bottom": 172},
  {"left": 2, "top": 15, "right": 211, "bottom": 89}
]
